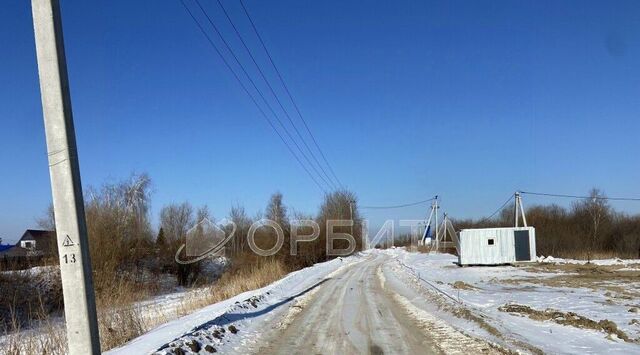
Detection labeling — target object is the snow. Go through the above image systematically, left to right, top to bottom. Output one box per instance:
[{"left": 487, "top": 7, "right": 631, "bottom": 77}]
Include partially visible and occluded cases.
[
  {"left": 385, "top": 248, "right": 640, "bottom": 354},
  {"left": 10, "top": 250, "right": 639, "bottom": 354},
  {"left": 106, "top": 254, "right": 363, "bottom": 354},
  {"left": 537, "top": 255, "right": 640, "bottom": 266}
]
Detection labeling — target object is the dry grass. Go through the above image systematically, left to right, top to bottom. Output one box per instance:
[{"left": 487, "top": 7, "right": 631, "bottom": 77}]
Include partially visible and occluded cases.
[
  {"left": 552, "top": 250, "right": 639, "bottom": 260},
  {"left": 1, "top": 258, "right": 290, "bottom": 354},
  {"left": 177, "top": 258, "right": 288, "bottom": 316},
  {"left": 511, "top": 262, "right": 640, "bottom": 302},
  {"left": 0, "top": 268, "right": 62, "bottom": 332},
  {"left": 0, "top": 271, "right": 66, "bottom": 355},
  {"left": 0, "top": 272, "right": 150, "bottom": 354},
  {"left": 95, "top": 276, "right": 151, "bottom": 351},
  {"left": 452, "top": 281, "right": 478, "bottom": 290},
  {"left": 499, "top": 303, "right": 633, "bottom": 342},
  {"left": 98, "top": 306, "right": 147, "bottom": 351},
  {"left": 1, "top": 320, "right": 66, "bottom": 355}
]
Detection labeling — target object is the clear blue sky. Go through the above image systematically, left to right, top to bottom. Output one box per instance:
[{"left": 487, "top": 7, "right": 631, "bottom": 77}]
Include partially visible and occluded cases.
[{"left": 1, "top": 0, "right": 639, "bottom": 242}]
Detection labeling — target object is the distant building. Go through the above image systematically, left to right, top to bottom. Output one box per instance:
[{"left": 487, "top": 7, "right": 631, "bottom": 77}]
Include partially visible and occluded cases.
[{"left": 0, "top": 229, "right": 57, "bottom": 266}]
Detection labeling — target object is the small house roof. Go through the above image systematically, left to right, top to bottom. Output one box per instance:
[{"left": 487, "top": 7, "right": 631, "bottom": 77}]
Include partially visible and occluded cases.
[
  {"left": 20, "top": 229, "right": 56, "bottom": 241},
  {"left": 0, "top": 230, "right": 56, "bottom": 259}
]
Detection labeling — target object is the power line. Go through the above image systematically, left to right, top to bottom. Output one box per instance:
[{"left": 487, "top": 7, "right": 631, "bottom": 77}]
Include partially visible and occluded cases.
[
  {"left": 178, "top": 0, "right": 327, "bottom": 194},
  {"left": 189, "top": 0, "right": 336, "bottom": 192},
  {"left": 191, "top": 0, "right": 335, "bottom": 192},
  {"left": 214, "top": 0, "right": 340, "bottom": 190},
  {"left": 238, "top": 0, "right": 344, "bottom": 188},
  {"left": 520, "top": 191, "right": 640, "bottom": 202},
  {"left": 475, "top": 194, "right": 514, "bottom": 223},
  {"left": 360, "top": 196, "right": 437, "bottom": 210}
]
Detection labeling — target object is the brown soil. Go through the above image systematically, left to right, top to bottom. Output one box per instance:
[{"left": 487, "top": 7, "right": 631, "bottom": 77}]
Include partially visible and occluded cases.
[
  {"left": 528, "top": 261, "right": 640, "bottom": 274},
  {"left": 507, "top": 263, "right": 640, "bottom": 300},
  {"left": 452, "top": 281, "right": 478, "bottom": 290},
  {"left": 498, "top": 303, "right": 633, "bottom": 342}
]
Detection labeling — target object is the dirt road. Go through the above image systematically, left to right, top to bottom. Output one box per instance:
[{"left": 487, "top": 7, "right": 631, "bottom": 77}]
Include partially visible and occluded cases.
[
  {"left": 104, "top": 251, "right": 512, "bottom": 355},
  {"left": 257, "top": 253, "right": 440, "bottom": 354}
]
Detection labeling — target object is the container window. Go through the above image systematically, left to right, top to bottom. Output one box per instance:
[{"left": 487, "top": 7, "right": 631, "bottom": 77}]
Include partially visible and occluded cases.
[{"left": 488, "top": 238, "right": 495, "bottom": 246}]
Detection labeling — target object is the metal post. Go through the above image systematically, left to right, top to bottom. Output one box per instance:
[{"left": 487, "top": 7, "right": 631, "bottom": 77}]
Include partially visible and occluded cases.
[{"left": 31, "top": 1, "right": 101, "bottom": 353}]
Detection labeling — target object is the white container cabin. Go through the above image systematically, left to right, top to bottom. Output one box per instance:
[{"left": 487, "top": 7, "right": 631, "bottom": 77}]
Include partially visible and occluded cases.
[{"left": 457, "top": 227, "right": 536, "bottom": 266}]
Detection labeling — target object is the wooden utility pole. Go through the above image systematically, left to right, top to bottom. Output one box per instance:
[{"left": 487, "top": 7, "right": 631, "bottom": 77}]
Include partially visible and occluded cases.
[{"left": 31, "top": 0, "right": 101, "bottom": 353}]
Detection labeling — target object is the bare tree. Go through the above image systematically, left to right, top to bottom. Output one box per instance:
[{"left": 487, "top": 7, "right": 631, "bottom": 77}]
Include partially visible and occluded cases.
[
  {"left": 82, "top": 173, "right": 154, "bottom": 290},
  {"left": 85, "top": 173, "right": 153, "bottom": 243},
  {"left": 121, "top": 173, "right": 152, "bottom": 226},
  {"left": 572, "top": 188, "right": 610, "bottom": 261},
  {"left": 316, "top": 190, "right": 363, "bottom": 261},
  {"left": 265, "top": 192, "right": 289, "bottom": 229},
  {"left": 159, "top": 202, "right": 195, "bottom": 243},
  {"left": 159, "top": 202, "right": 203, "bottom": 286},
  {"left": 36, "top": 203, "right": 56, "bottom": 231},
  {"left": 229, "top": 204, "right": 252, "bottom": 254},
  {"left": 196, "top": 205, "right": 212, "bottom": 223}
]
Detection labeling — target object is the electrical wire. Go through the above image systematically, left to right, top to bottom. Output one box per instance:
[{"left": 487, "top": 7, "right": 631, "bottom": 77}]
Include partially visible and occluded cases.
[
  {"left": 178, "top": 0, "right": 327, "bottom": 194},
  {"left": 191, "top": 0, "right": 336, "bottom": 192},
  {"left": 215, "top": 0, "right": 340, "bottom": 191},
  {"left": 238, "top": 0, "right": 344, "bottom": 188},
  {"left": 519, "top": 191, "right": 640, "bottom": 202},
  {"left": 474, "top": 194, "right": 514, "bottom": 224},
  {"left": 360, "top": 196, "right": 437, "bottom": 209}
]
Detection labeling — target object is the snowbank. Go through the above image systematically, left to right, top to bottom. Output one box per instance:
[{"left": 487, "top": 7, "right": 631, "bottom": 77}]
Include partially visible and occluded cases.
[{"left": 106, "top": 254, "right": 363, "bottom": 354}]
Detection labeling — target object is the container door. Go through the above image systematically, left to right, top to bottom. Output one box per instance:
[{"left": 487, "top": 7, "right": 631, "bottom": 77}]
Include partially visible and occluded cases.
[{"left": 514, "top": 230, "right": 531, "bottom": 261}]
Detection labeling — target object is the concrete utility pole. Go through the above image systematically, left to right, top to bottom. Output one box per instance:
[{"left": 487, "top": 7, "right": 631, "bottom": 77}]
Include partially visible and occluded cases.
[
  {"left": 31, "top": 0, "right": 101, "bottom": 353},
  {"left": 514, "top": 192, "right": 520, "bottom": 227},
  {"left": 517, "top": 192, "right": 527, "bottom": 227},
  {"left": 434, "top": 196, "right": 439, "bottom": 252}
]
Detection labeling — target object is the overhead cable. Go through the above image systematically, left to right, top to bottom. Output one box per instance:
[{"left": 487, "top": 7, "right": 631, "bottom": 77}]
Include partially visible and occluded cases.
[
  {"left": 179, "top": 0, "right": 327, "bottom": 193},
  {"left": 215, "top": 0, "right": 340, "bottom": 190},
  {"left": 238, "top": 0, "right": 344, "bottom": 188},
  {"left": 520, "top": 190, "right": 640, "bottom": 202},
  {"left": 360, "top": 196, "right": 437, "bottom": 210}
]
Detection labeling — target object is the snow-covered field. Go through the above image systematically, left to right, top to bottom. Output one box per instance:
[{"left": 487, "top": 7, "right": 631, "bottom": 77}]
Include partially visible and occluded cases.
[{"left": 388, "top": 248, "right": 640, "bottom": 354}]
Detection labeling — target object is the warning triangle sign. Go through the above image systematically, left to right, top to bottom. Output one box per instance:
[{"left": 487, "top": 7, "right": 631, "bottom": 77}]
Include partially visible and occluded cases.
[{"left": 62, "top": 235, "right": 75, "bottom": 247}]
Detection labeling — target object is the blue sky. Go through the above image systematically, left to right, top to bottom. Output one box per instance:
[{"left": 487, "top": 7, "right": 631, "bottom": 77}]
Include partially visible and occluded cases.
[{"left": 1, "top": 0, "right": 639, "bottom": 242}]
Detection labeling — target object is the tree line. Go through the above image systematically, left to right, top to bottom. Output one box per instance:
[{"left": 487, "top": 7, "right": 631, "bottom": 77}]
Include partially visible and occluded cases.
[
  {"left": 40, "top": 173, "right": 363, "bottom": 289},
  {"left": 453, "top": 188, "right": 640, "bottom": 259}
]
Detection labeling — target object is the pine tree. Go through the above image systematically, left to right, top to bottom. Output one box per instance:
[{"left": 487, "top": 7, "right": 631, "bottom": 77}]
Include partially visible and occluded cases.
[{"left": 156, "top": 227, "right": 166, "bottom": 246}]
